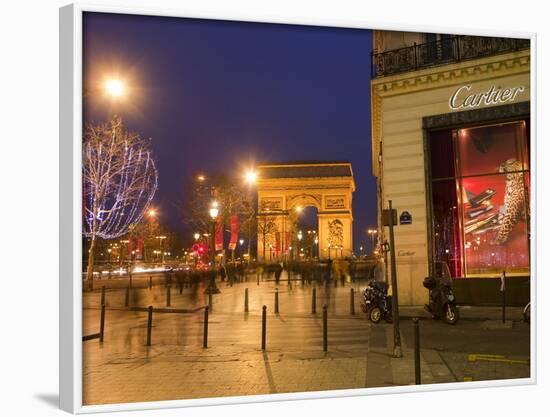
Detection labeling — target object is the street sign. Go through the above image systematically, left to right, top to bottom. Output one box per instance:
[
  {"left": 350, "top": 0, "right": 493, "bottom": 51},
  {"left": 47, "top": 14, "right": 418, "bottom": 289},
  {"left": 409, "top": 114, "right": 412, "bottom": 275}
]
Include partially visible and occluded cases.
[
  {"left": 382, "top": 208, "right": 398, "bottom": 226},
  {"left": 399, "top": 211, "right": 412, "bottom": 225}
]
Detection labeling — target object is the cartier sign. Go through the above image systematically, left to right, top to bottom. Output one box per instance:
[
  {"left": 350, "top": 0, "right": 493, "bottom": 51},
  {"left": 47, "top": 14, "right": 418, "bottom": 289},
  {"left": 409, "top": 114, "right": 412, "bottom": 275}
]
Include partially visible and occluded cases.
[{"left": 448, "top": 84, "right": 525, "bottom": 111}]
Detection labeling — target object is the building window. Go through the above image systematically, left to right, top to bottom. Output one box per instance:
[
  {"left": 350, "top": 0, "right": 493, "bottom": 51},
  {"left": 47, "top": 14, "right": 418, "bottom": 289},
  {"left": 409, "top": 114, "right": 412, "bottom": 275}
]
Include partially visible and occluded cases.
[{"left": 429, "top": 120, "right": 530, "bottom": 277}]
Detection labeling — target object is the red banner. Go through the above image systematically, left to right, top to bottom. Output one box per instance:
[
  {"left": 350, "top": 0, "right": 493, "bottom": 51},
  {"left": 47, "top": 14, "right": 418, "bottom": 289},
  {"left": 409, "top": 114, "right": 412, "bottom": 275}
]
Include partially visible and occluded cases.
[
  {"left": 228, "top": 215, "right": 239, "bottom": 250},
  {"left": 215, "top": 217, "right": 223, "bottom": 251},
  {"left": 136, "top": 239, "right": 144, "bottom": 260}
]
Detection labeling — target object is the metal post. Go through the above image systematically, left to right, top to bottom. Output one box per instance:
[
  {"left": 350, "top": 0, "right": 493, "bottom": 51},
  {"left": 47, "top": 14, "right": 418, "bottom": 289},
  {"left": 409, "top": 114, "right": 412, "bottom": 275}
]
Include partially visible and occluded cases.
[
  {"left": 388, "top": 200, "right": 402, "bottom": 357},
  {"left": 501, "top": 271, "right": 506, "bottom": 324},
  {"left": 257, "top": 272, "right": 260, "bottom": 286},
  {"left": 149, "top": 275, "right": 152, "bottom": 290},
  {"left": 166, "top": 284, "right": 171, "bottom": 307},
  {"left": 100, "top": 286, "right": 106, "bottom": 306},
  {"left": 125, "top": 286, "right": 130, "bottom": 308},
  {"left": 312, "top": 287, "right": 317, "bottom": 314},
  {"left": 244, "top": 288, "right": 249, "bottom": 313},
  {"left": 275, "top": 288, "right": 279, "bottom": 314},
  {"left": 350, "top": 288, "right": 355, "bottom": 315},
  {"left": 208, "top": 292, "right": 213, "bottom": 311},
  {"left": 99, "top": 303, "right": 105, "bottom": 343},
  {"left": 323, "top": 304, "right": 328, "bottom": 352},
  {"left": 261, "top": 305, "right": 267, "bottom": 350},
  {"left": 146, "top": 306, "right": 153, "bottom": 346},
  {"left": 203, "top": 306, "right": 209, "bottom": 348},
  {"left": 413, "top": 317, "right": 421, "bottom": 384}
]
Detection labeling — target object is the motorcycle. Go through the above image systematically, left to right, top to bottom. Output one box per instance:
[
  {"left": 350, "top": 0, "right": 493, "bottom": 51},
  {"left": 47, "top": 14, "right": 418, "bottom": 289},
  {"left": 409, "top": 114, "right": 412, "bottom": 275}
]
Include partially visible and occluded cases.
[
  {"left": 423, "top": 262, "right": 459, "bottom": 325},
  {"left": 361, "top": 280, "right": 393, "bottom": 324}
]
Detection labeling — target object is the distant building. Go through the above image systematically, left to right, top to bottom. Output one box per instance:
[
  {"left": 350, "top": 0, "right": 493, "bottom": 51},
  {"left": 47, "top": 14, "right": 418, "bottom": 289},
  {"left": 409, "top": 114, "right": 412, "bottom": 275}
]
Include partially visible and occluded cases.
[{"left": 371, "top": 31, "right": 531, "bottom": 305}]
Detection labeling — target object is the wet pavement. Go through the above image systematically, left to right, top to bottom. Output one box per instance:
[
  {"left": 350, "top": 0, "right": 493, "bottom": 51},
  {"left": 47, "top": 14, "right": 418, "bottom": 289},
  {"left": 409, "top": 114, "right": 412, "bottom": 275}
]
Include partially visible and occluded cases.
[{"left": 82, "top": 271, "right": 531, "bottom": 405}]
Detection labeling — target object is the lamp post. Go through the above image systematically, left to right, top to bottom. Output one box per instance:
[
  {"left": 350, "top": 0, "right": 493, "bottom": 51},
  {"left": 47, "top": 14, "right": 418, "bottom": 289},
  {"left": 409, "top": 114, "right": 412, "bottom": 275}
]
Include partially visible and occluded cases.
[
  {"left": 244, "top": 170, "right": 258, "bottom": 263},
  {"left": 206, "top": 201, "right": 220, "bottom": 294},
  {"left": 368, "top": 229, "right": 378, "bottom": 255},
  {"left": 297, "top": 230, "right": 303, "bottom": 262},
  {"left": 156, "top": 235, "right": 167, "bottom": 264},
  {"left": 314, "top": 237, "right": 319, "bottom": 259},
  {"left": 239, "top": 238, "right": 244, "bottom": 259}
]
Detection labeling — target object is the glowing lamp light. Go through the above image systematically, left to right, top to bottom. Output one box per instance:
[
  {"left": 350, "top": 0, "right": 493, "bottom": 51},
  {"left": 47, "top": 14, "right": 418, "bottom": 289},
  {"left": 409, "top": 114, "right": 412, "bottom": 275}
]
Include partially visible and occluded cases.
[
  {"left": 104, "top": 78, "right": 125, "bottom": 98},
  {"left": 245, "top": 170, "right": 258, "bottom": 184},
  {"left": 209, "top": 207, "right": 219, "bottom": 219},
  {"left": 194, "top": 233, "right": 200, "bottom": 241}
]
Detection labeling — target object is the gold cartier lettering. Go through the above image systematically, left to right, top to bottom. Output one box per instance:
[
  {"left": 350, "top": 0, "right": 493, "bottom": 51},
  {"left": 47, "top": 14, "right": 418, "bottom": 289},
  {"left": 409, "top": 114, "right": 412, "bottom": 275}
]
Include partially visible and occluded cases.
[{"left": 449, "top": 84, "right": 525, "bottom": 111}]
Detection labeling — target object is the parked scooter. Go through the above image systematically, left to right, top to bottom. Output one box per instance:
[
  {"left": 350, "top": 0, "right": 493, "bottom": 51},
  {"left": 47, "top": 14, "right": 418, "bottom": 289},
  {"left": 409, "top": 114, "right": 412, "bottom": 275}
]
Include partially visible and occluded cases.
[
  {"left": 423, "top": 262, "right": 459, "bottom": 325},
  {"left": 361, "top": 280, "right": 393, "bottom": 323}
]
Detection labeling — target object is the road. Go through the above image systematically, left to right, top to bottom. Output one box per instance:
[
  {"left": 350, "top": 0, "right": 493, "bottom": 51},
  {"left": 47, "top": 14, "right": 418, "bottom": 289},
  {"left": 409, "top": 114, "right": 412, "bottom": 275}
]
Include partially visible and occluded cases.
[{"left": 82, "top": 271, "right": 531, "bottom": 405}]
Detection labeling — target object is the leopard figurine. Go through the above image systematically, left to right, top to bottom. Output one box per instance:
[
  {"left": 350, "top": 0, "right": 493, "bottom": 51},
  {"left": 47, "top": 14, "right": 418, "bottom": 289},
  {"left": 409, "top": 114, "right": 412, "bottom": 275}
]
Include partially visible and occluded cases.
[{"left": 495, "top": 158, "right": 526, "bottom": 245}]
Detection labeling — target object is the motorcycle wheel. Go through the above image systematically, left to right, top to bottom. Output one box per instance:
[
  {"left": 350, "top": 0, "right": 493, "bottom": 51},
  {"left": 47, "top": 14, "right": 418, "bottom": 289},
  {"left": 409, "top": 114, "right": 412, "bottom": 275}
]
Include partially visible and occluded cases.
[
  {"left": 523, "top": 303, "right": 530, "bottom": 324},
  {"left": 444, "top": 304, "right": 459, "bottom": 325},
  {"left": 369, "top": 307, "right": 382, "bottom": 324}
]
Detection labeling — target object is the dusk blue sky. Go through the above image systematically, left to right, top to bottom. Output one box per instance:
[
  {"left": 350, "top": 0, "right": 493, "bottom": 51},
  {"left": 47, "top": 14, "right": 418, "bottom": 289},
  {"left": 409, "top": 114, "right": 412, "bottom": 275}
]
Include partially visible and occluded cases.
[{"left": 83, "top": 12, "right": 376, "bottom": 252}]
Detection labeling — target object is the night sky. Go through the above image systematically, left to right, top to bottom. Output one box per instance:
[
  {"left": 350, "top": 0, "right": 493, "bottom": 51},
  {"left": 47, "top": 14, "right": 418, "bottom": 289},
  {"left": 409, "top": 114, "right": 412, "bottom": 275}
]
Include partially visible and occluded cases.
[{"left": 83, "top": 12, "right": 377, "bottom": 252}]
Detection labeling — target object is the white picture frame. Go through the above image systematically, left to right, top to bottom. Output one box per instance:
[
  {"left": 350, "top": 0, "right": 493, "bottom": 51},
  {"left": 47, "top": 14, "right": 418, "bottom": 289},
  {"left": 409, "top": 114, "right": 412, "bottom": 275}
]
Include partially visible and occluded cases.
[{"left": 60, "top": 2, "right": 537, "bottom": 413}]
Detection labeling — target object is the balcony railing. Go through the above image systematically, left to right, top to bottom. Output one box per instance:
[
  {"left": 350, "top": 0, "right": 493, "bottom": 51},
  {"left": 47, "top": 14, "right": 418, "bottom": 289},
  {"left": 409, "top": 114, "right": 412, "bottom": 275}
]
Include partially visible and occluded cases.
[{"left": 371, "top": 35, "right": 530, "bottom": 78}]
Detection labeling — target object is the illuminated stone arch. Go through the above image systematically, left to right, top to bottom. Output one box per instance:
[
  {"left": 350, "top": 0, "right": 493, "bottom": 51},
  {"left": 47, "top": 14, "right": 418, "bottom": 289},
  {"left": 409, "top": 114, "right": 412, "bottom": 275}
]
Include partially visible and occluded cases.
[{"left": 255, "top": 161, "right": 356, "bottom": 261}]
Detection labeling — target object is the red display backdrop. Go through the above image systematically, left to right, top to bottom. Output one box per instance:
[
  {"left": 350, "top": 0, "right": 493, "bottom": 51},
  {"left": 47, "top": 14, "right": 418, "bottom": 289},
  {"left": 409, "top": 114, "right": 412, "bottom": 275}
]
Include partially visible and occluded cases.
[{"left": 457, "top": 122, "right": 529, "bottom": 276}]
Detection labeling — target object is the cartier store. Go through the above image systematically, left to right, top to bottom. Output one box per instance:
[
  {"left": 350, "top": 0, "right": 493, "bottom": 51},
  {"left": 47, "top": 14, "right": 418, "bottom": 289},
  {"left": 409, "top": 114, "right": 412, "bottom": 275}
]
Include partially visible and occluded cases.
[{"left": 371, "top": 34, "right": 531, "bottom": 305}]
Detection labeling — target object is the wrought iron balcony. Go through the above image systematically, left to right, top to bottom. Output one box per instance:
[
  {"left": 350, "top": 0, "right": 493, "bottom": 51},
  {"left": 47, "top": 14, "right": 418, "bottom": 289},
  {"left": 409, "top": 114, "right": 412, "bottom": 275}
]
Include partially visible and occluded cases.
[{"left": 371, "top": 36, "right": 530, "bottom": 78}]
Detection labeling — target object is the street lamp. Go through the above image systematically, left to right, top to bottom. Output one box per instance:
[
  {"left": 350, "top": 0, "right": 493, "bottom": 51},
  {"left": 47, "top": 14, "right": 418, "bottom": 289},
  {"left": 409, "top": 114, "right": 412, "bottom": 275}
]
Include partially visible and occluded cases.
[
  {"left": 104, "top": 78, "right": 126, "bottom": 99},
  {"left": 244, "top": 170, "right": 257, "bottom": 184},
  {"left": 206, "top": 201, "right": 220, "bottom": 294},
  {"left": 368, "top": 228, "right": 378, "bottom": 254},
  {"left": 297, "top": 230, "right": 303, "bottom": 261},
  {"left": 194, "top": 232, "right": 200, "bottom": 241},
  {"left": 156, "top": 235, "right": 167, "bottom": 264},
  {"left": 239, "top": 238, "right": 244, "bottom": 259}
]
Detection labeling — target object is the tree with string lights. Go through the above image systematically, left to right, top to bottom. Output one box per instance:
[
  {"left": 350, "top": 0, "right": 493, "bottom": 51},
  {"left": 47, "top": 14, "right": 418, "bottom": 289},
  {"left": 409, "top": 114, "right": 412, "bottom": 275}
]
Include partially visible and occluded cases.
[{"left": 83, "top": 116, "right": 158, "bottom": 282}]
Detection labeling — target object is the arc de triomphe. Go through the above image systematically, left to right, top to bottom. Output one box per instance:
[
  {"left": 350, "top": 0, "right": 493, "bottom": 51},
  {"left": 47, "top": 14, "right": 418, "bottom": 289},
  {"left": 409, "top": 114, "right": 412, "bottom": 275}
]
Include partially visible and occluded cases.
[{"left": 255, "top": 161, "right": 356, "bottom": 261}]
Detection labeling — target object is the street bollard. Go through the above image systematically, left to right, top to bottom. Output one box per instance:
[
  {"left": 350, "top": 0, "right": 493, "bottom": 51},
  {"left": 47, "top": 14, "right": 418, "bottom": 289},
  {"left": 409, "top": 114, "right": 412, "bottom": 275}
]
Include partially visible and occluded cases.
[
  {"left": 129, "top": 271, "right": 133, "bottom": 289},
  {"left": 501, "top": 271, "right": 506, "bottom": 324},
  {"left": 257, "top": 273, "right": 260, "bottom": 286},
  {"left": 149, "top": 275, "right": 152, "bottom": 290},
  {"left": 179, "top": 280, "right": 183, "bottom": 294},
  {"left": 166, "top": 284, "right": 171, "bottom": 307},
  {"left": 100, "top": 286, "right": 106, "bottom": 307},
  {"left": 125, "top": 286, "right": 130, "bottom": 307},
  {"left": 244, "top": 288, "right": 249, "bottom": 313},
  {"left": 275, "top": 288, "right": 279, "bottom": 314},
  {"left": 312, "top": 288, "right": 317, "bottom": 314},
  {"left": 350, "top": 288, "right": 355, "bottom": 315},
  {"left": 208, "top": 292, "right": 213, "bottom": 311},
  {"left": 99, "top": 303, "right": 106, "bottom": 343},
  {"left": 323, "top": 304, "right": 328, "bottom": 352},
  {"left": 261, "top": 305, "right": 267, "bottom": 350},
  {"left": 146, "top": 306, "right": 153, "bottom": 346},
  {"left": 203, "top": 306, "right": 209, "bottom": 348},
  {"left": 413, "top": 317, "right": 421, "bottom": 385}
]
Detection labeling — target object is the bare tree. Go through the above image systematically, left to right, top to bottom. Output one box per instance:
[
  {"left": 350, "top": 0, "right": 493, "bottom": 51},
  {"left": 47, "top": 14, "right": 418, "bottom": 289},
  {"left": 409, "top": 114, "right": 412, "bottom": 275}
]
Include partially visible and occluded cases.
[
  {"left": 83, "top": 116, "right": 158, "bottom": 281},
  {"left": 257, "top": 214, "right": 277, "bottom": 261}
]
